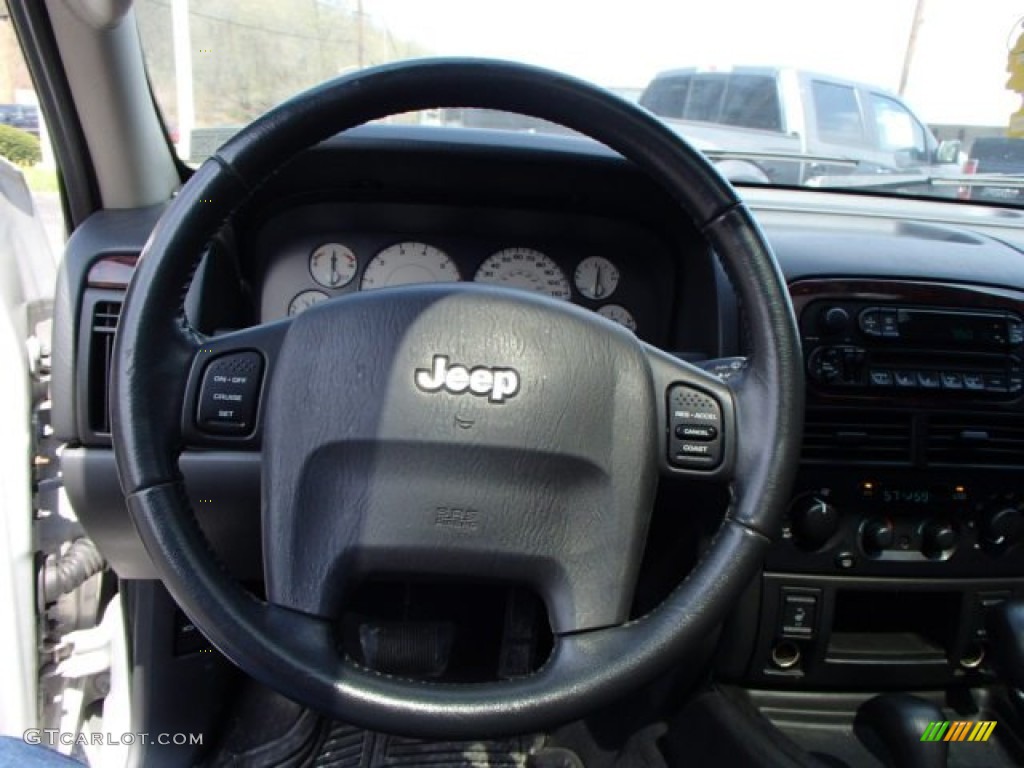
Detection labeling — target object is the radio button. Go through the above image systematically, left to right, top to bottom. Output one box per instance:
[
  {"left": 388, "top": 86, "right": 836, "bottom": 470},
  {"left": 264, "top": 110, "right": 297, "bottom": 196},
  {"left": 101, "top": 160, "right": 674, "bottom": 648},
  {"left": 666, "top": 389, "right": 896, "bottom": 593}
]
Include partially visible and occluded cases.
[
  {"left": 858, "top": 309, "right": 882, "bottom": 336},
  {"left": 880, "top": 310, "right": 900, "bottom": 338},
  {"left": 1009, "top": 318, "right": 1024, "bottom": 346},
  {"left": 869, "top": 369, "right": 893, "bottom": 386},
  {"left": 894, "top": 370, "right": 918, "bottom": 388},
  {"left": 917, "top": 371, "right": 941, "bottom": 389},
  {"left": 941, "top": 372, "right": 964, "bottom": 389},
  {"left": 963, "top": 373, "right": 986, "bottom": 391},
  {"left": 985, "top": 374, "right": 1009, "bottom": 393}
]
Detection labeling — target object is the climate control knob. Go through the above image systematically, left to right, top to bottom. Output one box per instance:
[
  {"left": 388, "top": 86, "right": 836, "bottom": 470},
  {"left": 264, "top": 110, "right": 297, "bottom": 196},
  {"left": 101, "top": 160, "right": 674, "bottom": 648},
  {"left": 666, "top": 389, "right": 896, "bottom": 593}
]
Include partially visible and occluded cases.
[
  {"left": 820, "top": 306, "right": 851, "bottom": 335},
  {"left": 789, "top": 497, "right": 840, "bottom": 551},
  {"left": 981, "top": 506, "right": 1024, "bottom": 547},
  {"left": 862, "top": 517, "right": 894, "bottom": 555},
  {"left": 921, "top": 521, "right": 957, "bottom": 559}
]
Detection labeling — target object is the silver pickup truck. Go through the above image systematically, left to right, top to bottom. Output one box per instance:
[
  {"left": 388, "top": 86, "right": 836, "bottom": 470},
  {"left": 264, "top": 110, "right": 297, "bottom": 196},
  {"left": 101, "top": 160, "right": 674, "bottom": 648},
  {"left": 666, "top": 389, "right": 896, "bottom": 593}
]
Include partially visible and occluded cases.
[{"left": 639, "top": 66, "right": 962, "bottom": 184}]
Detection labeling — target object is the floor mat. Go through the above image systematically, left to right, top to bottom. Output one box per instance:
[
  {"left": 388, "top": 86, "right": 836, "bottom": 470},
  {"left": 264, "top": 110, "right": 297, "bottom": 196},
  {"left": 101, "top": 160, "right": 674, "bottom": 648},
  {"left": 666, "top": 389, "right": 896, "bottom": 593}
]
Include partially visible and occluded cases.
[{"left": 310, "top": 723, "right": 546, "bottom": 768}]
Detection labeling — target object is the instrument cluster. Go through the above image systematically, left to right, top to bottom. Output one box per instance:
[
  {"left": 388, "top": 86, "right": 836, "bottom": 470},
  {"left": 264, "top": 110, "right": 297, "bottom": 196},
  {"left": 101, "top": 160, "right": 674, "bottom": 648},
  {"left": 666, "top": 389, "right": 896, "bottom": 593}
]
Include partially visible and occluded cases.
[{"left": 255, "top": 203, "right": 674, "bottom": 339}]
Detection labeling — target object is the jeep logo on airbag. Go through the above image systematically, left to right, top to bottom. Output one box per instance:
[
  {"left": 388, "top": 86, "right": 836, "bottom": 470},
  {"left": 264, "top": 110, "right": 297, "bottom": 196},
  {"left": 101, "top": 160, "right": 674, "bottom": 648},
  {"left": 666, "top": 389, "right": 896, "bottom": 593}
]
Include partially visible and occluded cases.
[{"left": 415, "top": 355, "right": 520, "bottom": 403}]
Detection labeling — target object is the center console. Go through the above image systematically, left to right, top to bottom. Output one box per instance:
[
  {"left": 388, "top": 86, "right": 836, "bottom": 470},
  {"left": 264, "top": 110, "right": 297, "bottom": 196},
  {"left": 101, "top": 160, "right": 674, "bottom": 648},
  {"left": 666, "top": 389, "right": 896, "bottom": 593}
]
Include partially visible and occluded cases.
[{"left": 743, "top": 279, "right": 1024, "bottom": 689}]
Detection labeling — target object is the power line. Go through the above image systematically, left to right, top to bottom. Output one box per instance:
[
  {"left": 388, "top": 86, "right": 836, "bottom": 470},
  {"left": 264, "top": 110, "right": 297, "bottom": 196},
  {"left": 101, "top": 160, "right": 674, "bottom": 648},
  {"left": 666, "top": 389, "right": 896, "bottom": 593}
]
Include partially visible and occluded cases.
[{"left": 142, "top": 0, "right": 353, "bottom": 44}]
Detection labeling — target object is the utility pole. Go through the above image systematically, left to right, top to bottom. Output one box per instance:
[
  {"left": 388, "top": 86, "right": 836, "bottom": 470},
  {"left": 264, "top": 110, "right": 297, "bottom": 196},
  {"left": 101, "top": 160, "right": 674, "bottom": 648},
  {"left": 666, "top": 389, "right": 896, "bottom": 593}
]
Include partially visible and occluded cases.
[
  {"left": 171, "top": 0, "right": 195, "bottom": 161},
  {"left": 356, "top": 0, "right": 364, "bottom": 69},
  {"left": 898, "top": 0, "right": 926, "bottom": 96}
]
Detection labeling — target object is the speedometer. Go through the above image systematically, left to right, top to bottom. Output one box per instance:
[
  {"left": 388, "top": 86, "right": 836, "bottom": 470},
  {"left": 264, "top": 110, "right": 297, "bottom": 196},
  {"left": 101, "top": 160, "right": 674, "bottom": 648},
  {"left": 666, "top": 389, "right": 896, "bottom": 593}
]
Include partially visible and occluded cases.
[
  {"left": 360, "top": 242, "right": 459, "bottom": 290},
  {"left": 473, "top": 247, "right": 571, "bottom": 299}
]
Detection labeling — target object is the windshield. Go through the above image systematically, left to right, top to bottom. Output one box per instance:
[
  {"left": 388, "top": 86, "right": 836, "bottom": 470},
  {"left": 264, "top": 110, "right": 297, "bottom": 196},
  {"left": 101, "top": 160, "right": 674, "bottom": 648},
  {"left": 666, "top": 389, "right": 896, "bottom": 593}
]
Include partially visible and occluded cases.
[{"left": 136, "top": 0, "right": 1024, "bottom": 205}]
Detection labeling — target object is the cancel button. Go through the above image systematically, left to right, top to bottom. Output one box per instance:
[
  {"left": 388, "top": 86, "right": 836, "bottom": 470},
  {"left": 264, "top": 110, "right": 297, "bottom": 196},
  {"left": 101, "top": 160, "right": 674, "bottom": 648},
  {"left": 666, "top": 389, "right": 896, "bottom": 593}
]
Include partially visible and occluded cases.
[{"left": 674, "top": 423, "right": 718, "bottom": 441}]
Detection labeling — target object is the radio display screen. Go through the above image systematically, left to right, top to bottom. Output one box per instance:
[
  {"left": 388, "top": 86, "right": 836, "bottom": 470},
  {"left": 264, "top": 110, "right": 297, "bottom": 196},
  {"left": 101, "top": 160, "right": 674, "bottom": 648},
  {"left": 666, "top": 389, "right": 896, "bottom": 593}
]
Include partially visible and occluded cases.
[{"left": 897, "top": 309, "right": 1012, "bottom": 348}]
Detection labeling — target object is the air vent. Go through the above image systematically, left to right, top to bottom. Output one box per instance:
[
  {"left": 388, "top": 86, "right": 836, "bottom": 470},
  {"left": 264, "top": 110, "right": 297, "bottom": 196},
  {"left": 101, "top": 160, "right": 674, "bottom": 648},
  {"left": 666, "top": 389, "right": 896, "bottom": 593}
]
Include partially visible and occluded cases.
[
  {"left": 87, "top": 300, "right": 122, "bottom": 434},
  {"left": 802, "top": 408, "right": 913, "bottom": 465},
  {"left": 926, "top": 414, "right": 1024, "bottom": 467}
]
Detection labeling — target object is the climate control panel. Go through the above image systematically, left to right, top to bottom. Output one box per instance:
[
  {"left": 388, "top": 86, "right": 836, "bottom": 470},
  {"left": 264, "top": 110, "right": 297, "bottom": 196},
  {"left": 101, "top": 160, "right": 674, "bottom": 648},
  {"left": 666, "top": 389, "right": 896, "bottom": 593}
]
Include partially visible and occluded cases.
[{"left": 769, "top": 469, "right": 1024, "bottom": 577}]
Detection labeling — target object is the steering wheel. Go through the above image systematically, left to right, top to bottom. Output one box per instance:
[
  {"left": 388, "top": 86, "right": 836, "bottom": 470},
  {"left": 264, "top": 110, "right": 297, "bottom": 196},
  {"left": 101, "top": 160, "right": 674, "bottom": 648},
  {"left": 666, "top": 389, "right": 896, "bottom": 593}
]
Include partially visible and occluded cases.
[{"left": 111, "top": 59, "right": 802, "bottom": 738}]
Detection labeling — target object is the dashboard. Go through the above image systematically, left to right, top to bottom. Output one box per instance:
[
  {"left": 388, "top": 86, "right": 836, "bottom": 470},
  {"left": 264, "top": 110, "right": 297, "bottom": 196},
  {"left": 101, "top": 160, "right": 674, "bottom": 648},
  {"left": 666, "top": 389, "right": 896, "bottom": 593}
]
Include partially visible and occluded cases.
[{"left": 50, "top": 124, "right": 1024, "bottom": 699}]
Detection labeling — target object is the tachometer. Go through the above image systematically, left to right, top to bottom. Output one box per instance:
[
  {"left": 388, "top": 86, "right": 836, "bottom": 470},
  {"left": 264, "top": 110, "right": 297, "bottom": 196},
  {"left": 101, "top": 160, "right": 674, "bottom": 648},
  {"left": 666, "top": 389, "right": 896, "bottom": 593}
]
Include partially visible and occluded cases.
[
  {"left": 309, "top": 242, "right": 357, "bottom": 288},
  {"left": 360, "top": 242, "right": 459, "bottom": 290},
  {"left": 474, "top": 247, "right": 571, "bottom": 299}
]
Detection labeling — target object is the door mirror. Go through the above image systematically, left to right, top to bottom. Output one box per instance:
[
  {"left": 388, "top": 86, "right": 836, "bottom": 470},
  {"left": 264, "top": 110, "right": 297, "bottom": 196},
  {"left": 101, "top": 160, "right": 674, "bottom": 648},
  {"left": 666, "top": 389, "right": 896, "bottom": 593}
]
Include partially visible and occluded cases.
[{"left": 935, "top": 139, "right": 962, "bottom": 165}]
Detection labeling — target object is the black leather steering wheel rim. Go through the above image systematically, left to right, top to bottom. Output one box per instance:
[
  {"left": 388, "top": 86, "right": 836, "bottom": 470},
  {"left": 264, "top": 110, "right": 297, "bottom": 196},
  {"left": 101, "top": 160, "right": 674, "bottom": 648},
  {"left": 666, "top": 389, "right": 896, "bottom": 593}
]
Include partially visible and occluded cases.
[{"left": 111, "top": 58, "right": 803, "bottom": 738}]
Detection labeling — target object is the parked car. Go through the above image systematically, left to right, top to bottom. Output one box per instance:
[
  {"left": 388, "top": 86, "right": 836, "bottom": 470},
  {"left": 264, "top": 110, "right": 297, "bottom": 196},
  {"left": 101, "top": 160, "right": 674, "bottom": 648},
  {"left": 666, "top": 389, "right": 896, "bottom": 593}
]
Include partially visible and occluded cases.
[
  {"left": 639, "top": 66, "right": 961, "bottom": 184},
  {"left": 0, "top": 103, "right": 40, "bottom": 136},
  {"left": 961, "top": 136, "right": 1024, "bottom": 202}
]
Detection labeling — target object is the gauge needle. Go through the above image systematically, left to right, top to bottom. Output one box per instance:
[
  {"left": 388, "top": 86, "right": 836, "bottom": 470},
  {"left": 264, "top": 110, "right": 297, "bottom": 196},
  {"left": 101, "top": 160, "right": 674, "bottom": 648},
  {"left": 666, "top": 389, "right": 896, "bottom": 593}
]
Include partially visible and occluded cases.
[
  {"left": 330, "top": 252, "right": 340, "bottom": 285},
  {"left": 593, "top": 266, "right": 603, "bottom": 298}
]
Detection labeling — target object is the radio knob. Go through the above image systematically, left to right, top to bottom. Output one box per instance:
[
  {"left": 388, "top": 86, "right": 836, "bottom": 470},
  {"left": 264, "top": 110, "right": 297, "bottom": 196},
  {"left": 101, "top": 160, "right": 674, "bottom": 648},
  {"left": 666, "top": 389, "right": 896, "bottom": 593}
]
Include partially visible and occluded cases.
[
  {"left": 820, "top": 306, "right": 851, "bottom": 335},
  {"left": 809, "top": 347, "right": 844, "bottom": 383},
  {"left": 789, "top": 497, "right": 840, "bottom": 551},
  {"left": 981, "top": 506, "right": 1023, "bottom": 547},
  {"left": 862, "top": 517, "right": 894, "bottom": 555},
  {"left": 921, "top": 521, "right": 957, "bottom": 559}
]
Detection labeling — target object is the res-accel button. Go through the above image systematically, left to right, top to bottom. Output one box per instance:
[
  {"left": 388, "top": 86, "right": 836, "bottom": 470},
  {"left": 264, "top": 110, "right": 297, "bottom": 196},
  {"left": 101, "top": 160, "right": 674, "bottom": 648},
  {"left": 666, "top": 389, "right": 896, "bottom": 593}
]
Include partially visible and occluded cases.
[{"left": 196, "top": 351, "right": 264, "bottom": 435}]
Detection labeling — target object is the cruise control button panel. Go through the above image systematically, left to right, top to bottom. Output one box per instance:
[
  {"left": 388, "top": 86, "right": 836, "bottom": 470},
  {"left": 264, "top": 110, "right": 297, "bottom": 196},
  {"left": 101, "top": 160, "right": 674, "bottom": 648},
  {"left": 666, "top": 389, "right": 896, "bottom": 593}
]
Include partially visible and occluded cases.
[
  {"left": 196, "top": 351, "right": 264, "bottom": 435},
  {"left": 667, "top": 385, "right": 723, "bottom": 469}
]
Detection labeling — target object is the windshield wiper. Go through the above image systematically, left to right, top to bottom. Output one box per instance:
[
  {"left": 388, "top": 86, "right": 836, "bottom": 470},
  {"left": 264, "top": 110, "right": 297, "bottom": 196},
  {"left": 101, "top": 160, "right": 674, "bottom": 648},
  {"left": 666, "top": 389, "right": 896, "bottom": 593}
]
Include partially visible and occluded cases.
[
  {"left": 701, "top": 149, "right": 859, "bottom": 167},
  {"left": 805, "top": 172, "right": 934, "bottom": 190},
  {"left": 807, "top": 172, "right": 1024, "bottom": 192},
  {"left": 928, "top": 174, "right": 1024, "bottom": 189}
]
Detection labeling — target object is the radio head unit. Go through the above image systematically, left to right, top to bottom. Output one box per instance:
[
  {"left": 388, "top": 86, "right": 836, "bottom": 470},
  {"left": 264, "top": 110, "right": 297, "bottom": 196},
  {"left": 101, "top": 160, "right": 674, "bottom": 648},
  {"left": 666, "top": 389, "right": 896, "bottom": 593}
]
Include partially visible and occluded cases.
[
  {"left": 801, "top": 301, "right": 1024, "bottom": 397},
  {"left": 858, "top": 307, "right": 1023, "bottom": 349}
]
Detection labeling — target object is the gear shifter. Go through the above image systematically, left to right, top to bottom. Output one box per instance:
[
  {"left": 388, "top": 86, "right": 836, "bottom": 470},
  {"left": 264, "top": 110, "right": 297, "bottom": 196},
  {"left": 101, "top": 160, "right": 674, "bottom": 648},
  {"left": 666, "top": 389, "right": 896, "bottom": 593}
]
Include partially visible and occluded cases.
[
  {"left": 987, "top": 598, "right": 1024, "bottom": 725},
  {"left": 987, "top": 599, "right": 1024, "bottom": 691},
  {"left": 854, "top": 693, "right": 948, "bottom": 768}
]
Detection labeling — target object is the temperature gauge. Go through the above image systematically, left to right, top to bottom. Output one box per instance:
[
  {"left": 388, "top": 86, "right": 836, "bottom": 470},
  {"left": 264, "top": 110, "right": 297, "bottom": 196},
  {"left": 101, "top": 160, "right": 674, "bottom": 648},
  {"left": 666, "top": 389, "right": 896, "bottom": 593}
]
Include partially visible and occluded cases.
[{"left": 309, "top": 243, "right": 357, "bottom": 288}]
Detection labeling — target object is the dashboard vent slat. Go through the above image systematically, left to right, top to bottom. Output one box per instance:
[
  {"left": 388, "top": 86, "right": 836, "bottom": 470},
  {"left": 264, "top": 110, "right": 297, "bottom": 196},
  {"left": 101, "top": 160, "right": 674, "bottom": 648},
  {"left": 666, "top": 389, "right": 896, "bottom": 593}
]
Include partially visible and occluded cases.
[
  {"left": 88, "top": 300, "right": 122, "bottom": 434},
  {"left": 802, "top": 408, "right": 912, "bottom": 465},
  {"left": 926, "top": 414, "right": 1024, "bottom": 467}
]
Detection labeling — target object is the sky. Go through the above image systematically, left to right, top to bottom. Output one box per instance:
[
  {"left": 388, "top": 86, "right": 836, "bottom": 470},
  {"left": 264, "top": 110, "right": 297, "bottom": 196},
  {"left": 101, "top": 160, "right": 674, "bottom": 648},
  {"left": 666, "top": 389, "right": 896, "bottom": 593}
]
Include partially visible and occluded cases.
[{"left": 367, "top": 0, "right": 1022, "bottom": 127}]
